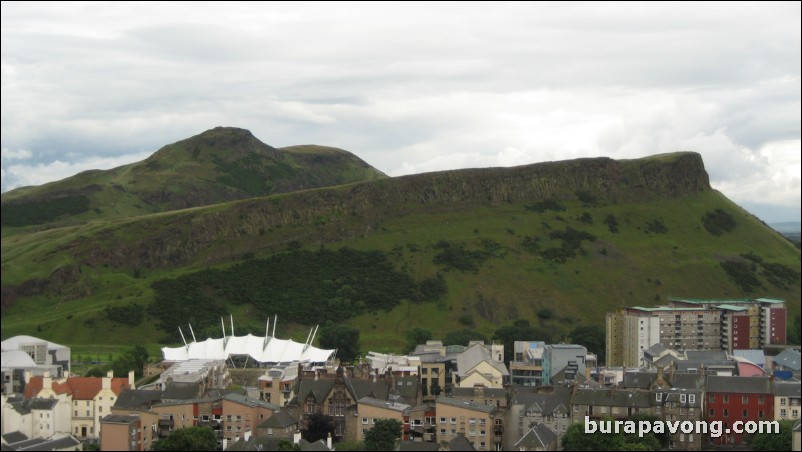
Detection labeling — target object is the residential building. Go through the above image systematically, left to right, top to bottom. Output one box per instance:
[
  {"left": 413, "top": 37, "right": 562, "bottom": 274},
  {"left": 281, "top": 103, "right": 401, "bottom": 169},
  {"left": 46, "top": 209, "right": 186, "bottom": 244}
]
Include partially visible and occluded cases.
[
  {"left": 605, "top": 298, "right": 787, "bottom": 367},
  {"left": 509, "top": 341, "right": 545, "bottom": 387},
  {"left": 454, "top": 342, "right": 507, "bottom": 389},
  {"left": 772, "top": 348, "right": 801, "bottom": 380},
  {"left": 156, "top": 359, "right": 228, "bottom": 393},
  {"left": 258, "top": 364, "right": 298, "bottom": 406},
  {"left": 23, "top": 370, "right": 134, "bottom": 440},
  {"left": 706, "top": 375, "right": 774, "bottom": 446},
  {"left": 774, "top": 381, "right": 801, "bottom": 422},
  {"left": 449, "top": 385, "right": 506, "bottom": 409},
  {"left": 507, "top": 386, "right": 571, "bottom": 450},
  {"left": 571, "top": 387, "right": 656, "bottom": 422},
  {"left": 220, "top": 393, "right": 279, "bottom": 443},
  {"left": 1, "top": 396, "right": 71, "bottom": 440},
  {"left": 435, "top": 396, "right": 503, "bottom": 450},
  {"left": 356, "top": 397, "right": 409, "bottom": 441},
  {"left": 407, "top": 403, "right": 436, "bottom": 442},
  {"left": 256, "top": 410, "right": 297, "bottom": 439},
  {"left": 100, "top": 414, "right": 140, "bottom": 451},
  {"left": 513, "top": 423, "right": 557, "bottom": 451}
]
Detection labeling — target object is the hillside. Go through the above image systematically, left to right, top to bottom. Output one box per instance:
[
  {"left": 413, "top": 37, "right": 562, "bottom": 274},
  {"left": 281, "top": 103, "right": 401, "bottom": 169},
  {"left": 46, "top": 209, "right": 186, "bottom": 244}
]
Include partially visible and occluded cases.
[
  {"left": 0, "top": 127, "right": 386, "bottom": 229},
  {"left": 1, "top": 150, "right": 799, "bottom": 356}
]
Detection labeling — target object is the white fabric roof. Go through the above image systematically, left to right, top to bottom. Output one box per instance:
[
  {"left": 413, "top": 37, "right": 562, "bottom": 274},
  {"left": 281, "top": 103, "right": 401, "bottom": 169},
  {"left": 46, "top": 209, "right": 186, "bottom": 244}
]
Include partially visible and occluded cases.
[{"left": 161, "top": 333, "right": 334, "bottom": 363}]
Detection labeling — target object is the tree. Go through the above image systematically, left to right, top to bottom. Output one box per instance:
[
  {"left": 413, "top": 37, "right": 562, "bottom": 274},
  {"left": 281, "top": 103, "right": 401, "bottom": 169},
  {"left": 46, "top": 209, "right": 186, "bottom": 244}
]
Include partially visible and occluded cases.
[
  {"left": 318, "top": 323, "right": 361, "bottom": 363},
  {"left": 570, "top": 325, "right": 606, "bottom": 364},
  {"left": 405, "top": 327, "right": 432, "bottom": 353},
  {"left": 443, "top": 328, "right": 487, "bottom": 346},
  {"left": 302, "top": 413, "right": 334, "bottom": 443},
  {"left": 562, "top": 417, "right": 662, "bottom": 451},
  {"left": 364, "top": 419, "right": 402, "bottom": 451},
  {"left": 746, "top": 419, "right": 794, "bottom": 451},
  {"left": 151, "top": 426, "right": 217, "bottom": 451},
  {"left": 277, "top": 440, "right": 302, "bottom": 451}
]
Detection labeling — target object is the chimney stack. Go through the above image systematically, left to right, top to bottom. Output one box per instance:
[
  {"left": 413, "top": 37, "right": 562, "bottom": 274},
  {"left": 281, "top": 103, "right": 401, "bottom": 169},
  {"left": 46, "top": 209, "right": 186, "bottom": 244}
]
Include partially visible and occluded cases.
[
  {"left": 129, "top": 370, "right": 136, "bottom": 389},
  {"left": 327, "top": 432, "right": 332, "bottom": 450}
]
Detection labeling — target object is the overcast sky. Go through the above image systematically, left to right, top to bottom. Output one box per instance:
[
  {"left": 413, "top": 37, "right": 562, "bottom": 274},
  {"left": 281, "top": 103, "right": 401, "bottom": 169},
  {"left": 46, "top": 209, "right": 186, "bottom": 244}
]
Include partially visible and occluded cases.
[{"left": 1, "top": 2, "right": 800, "bottom": 223}]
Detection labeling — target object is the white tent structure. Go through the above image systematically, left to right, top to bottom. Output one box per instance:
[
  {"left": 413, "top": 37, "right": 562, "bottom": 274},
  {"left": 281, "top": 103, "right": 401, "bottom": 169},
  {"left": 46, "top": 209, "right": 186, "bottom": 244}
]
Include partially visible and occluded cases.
[{"left": 161, "top": 315, "right": 334, "bottom": 366}]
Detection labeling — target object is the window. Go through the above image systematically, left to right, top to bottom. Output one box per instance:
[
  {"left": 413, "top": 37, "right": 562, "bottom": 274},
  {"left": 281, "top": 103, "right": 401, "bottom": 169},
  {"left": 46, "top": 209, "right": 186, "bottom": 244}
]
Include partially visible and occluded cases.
[
  {"left": 656, "top": 393, "right": 662, "bottom": 402},
  {"left": 680, "top": 394, "right": 686, "bottom": 403},
  {"left": 689, "top": 394, "right": 695, "bottom": 404},
  {"left": 709, "top": 394, "right": 715, "bottom": 403},
  {"left": 723, "top": 395, "right": 729, "bottom": 403},
  {"left": 306, "top": 396, "right": 316, "bottom": 414},
  {"left": 742, "top": 396, "right": 748, "bottom": 404},
  {"left": 758, "top": 396, "right": 764, "bottom": 404},
  {"left": 780, "top": 398, "right": 787, "bottom": 406},
  {"left": 723, "top": 409, "right": 728, "bottom": 417},
  {"left": 780, "top": 409, "right": 787, "bottom": 417},
  {"left": 742, "top": 410, "right": 748, "bottom": 418},
  {"left": 759, "top": 410, "right": 764, "bottom": 418},
  {"left": 792, "top": 410, "right": 799, "bottom": 417},
  {"left": 226, "top": 415, "right": 232, "bottom": 421},
  {"left": 236, "top": 415, "right": 242, "bottom": 421},
  {"left": 440, "top": 417, "right": 446, "bottom": 424},
  {"left": 362, "top": 418, "right": 368, "bottom": 425},
  {"left": 451, "top": 418, "right": 456, "bottom": 424},
  {"left": 469, "top": 418, "right": 476, "bottom": 424},
  {"left": 440, "top": 429, "right": 446, "bottom": 435},
  {"left": 688, "top": 434, "right": 693, "bottom": 443}
]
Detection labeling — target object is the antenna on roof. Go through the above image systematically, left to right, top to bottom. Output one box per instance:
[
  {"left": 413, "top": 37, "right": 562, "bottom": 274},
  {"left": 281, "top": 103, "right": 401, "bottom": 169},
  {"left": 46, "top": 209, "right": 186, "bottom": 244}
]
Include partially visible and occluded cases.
[
  {"left": 272, "top": 314, "right": 277, "bottom": 337},
  {"left": 230, "top": 315, "right": 235, "bottom": 337},
  {"left": 221, "top": 317, "right": 226, "bottom": 338},
  {"left": 188, "top": 324, "right": 197, "bottom": 343},
  {"left": 178, "top": 327, "right": 188, "bottom": 349},
  {"left": 305, "top": 327, "right": 314, "bottom": 346}
]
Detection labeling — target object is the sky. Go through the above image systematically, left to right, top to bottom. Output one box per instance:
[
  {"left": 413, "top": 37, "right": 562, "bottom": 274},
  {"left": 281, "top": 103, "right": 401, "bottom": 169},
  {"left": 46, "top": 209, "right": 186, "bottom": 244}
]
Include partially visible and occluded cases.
[{"left": 1, "top": 2, "right": 800, "bottom": 223}]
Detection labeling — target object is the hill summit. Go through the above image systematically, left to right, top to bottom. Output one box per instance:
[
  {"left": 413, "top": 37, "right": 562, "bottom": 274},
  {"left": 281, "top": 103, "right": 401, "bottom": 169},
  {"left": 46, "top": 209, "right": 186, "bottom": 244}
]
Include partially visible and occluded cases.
[{"left": 1, "top": 127, "right": 386, "bottom": 228}]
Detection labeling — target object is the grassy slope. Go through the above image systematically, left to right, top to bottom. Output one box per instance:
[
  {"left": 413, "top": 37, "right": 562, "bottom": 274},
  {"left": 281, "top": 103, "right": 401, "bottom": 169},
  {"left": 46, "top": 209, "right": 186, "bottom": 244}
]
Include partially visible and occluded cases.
[{"left": 2, "top": 188, "right": 799, "bottom": 355}]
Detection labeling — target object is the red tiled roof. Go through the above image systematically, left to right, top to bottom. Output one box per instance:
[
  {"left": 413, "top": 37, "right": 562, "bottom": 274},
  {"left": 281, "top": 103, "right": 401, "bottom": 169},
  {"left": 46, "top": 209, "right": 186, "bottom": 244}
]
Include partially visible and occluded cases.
[{"left": 24, "top": 376, "right": 131, "bottom": 400}]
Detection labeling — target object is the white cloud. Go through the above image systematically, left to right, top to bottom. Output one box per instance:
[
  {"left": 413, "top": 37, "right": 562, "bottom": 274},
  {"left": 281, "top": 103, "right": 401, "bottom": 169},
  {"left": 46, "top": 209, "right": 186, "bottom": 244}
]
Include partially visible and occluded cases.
[
  {"left": 1, "top": 2, "right": 799, "bottom": 221},
  {"left": 1, "top": 148, "right": 32, "bottom": 161},
  {"left": 1, "top": 151, "right": 151, "bottom": 192}
]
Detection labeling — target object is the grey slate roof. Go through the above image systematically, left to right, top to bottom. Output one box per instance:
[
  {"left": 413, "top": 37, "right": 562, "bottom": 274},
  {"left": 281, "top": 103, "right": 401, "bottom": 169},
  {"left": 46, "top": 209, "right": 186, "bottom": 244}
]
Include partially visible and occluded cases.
[
  {"left": 456, "top": 344, "right": 508, "bottom": 378},
  {"left": 774, "top": 349, "right": 801, "bottom": 371},
  {"left": 685, "top": 350, "right": 728, "bottom": 361},
  {"left": 623, "top": 371, "right": 656, "bottom": 390},
  {"left": 669, "top": 373, "right": 706, "bottom": 390},
  {"left": 395, "top": 376, "right": 419, "bottom": 402},
  {"left": 706, "top": 376, "right": 773, "bottom": 394},
  {"left": 296, "top": 378, "right": 337, "bottom": 404},
  {"left": 347, "top": 378, "right": 391, "bottom": 401},
  {"left": 774, "top": 381, "right": 801, "bottom": 398},
  {"left": 162, "top": 382, "right": 201, "bottom": 400},
  {"left": 450, "top": 387, "right": 506, "bottom": 399},
  {"left": 114, "top": 388, "right": 163, "bottom": 409},
  {"left": 524, "top": 388, "right": 572, "bottom": 416},
  {"left": 572, "top": 388, "right": 653, "bottom": 408},
  {"left": 223, "top": 392, "right": 280, "bottom": 410},
  {"left": 359, "top": 396, "right": 410, "bottom": 412},
  {"left": 436, "top": 397, "right": 496, "bottom": 414},
  {"left": 8, "top": 398, "right": 58, "bottom": 416},
  {"left": 259, "top": 410, "right": 298, "bottom": 429},
  {"left": 102, "top": 414, "right": 139, "bottom": 424},
  {"left": 514, "top": 423, "right": 557, "bottom": 449},
  {"left": 1, "top": 432, "right": 28, "bottom": 445},
  {"left": 7, "top": 435, "right": 81, "bottom": 451},
  {"left": 449, "top": 435, "right": 476, "bottom": 451},
  {"left": 225, "top": 436, "right": 284, "bottom": 451},
  {"left": 298, "top": 439, "right": 331, "bottom": 451},
  {"left": 396, "top": 441, "right": 441, "bottom": 451}
]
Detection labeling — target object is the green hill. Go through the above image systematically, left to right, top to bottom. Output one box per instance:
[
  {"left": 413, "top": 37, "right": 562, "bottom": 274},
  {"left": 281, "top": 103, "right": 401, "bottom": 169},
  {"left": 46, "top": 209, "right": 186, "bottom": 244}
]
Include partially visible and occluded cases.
[
  {"left": 0, "top": 127, "right": 386, "bottom": 229},
  {"left": 1, "top": 145, "right": 799, "bottom": 356}
]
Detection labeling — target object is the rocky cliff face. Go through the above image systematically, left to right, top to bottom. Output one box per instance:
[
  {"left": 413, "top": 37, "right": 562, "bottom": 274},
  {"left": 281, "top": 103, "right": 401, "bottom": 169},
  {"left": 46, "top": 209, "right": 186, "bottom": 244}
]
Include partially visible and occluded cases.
[{"left": 66, "top": 152, "right": 710, "bottom": 269}]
